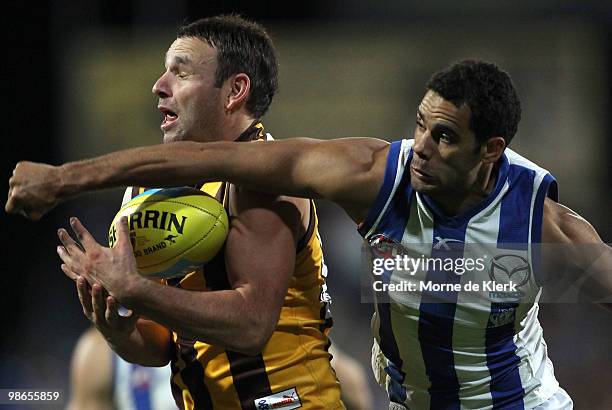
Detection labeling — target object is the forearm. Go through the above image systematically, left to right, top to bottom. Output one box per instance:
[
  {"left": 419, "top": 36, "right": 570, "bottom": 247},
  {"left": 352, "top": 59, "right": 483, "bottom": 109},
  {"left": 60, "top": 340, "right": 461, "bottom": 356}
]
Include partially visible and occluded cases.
[
  {"left": 59, "top": 138, "right": 384, "bottom": 203},
  {"left": 60, "top": 140, "right": 302, "bottom": 196},
  {"left": 60, "top": 141, "right": 230, "bottom": 195},
  {"left": 579, "top": 244, "right": 612, "bottom": 311},
  {"left": 121, "top": 278, "right": 271, "bottom": 355},
  {"left": 104, "top": 319, "right": 172, "bottom": 366}
]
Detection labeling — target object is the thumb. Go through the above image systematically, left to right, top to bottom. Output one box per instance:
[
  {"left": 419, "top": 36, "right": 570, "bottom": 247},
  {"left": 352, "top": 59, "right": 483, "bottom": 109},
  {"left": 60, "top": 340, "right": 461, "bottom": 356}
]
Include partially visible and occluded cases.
[{"left": 106, "top": 296, "right": 140, "bottom": 328}]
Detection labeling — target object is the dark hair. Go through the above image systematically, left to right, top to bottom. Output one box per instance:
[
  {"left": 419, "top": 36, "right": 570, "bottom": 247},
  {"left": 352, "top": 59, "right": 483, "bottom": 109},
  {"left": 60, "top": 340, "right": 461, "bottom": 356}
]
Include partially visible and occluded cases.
[
  {"left": 178, "top": 15, "right": 278, "bottom": 118},
  {"left": 426, "top": 60, "right": 521, "bottom": 146}
]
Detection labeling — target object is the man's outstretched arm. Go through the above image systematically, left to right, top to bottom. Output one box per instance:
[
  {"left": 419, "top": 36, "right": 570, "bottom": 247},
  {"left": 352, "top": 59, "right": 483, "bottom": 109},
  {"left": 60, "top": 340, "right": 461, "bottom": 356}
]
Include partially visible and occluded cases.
[
  {"left": 6, "top": 137, "right": 389, "bottom": 222},
  {"left": 542, "top": 199, "right": 612, "bottom": 310}
]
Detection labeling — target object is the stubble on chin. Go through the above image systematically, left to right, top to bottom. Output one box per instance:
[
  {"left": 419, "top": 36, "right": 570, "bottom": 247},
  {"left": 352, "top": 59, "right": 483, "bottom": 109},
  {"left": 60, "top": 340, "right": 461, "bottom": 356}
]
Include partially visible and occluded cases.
[
  {"left": 162, "top": 130, "right": 184, "bottom": 144},
  {"left": 411, "top": 179, "right": 439, "bottom": 195}
]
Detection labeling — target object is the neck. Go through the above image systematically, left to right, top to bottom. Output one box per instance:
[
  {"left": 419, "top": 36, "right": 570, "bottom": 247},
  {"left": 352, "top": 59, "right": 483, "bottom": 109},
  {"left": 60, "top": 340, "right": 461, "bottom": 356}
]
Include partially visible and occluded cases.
[
  {"left": 198, "top": 113, "right": 255, "bottom": 142},
  {"left": 220, "top": 115, "right": 255, "bottom": 141},
  {"left": 430, "top": 162, "right": 497, "bottom": 217}
]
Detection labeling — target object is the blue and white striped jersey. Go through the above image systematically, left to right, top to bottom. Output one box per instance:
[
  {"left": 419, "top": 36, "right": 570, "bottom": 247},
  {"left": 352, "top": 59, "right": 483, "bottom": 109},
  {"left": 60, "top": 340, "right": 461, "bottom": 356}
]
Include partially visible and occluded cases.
[
  {"left": 359, "top": 139, "right": 561, "bottom": 409},
  {"left": 113, "top": 355, "right": 176, "bottom": 410}
]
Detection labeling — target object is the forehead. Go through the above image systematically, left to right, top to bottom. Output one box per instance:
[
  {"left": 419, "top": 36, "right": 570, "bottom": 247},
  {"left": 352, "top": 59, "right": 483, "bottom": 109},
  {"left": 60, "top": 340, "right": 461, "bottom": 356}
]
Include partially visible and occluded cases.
[
  {"left": 165, "top": 36, "right": 216, "bottom": 66},
  {"left": 419, "top": 90, "right": 472, "bottom": 131}
]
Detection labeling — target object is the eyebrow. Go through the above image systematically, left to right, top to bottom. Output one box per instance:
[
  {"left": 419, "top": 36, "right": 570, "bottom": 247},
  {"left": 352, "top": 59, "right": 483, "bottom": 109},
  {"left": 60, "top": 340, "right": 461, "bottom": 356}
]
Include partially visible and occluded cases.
[
  {"left": 165, "top": 54, "right": 193, "bottom": 66},
  {"left": 416, "top": 108, "right": 460, "bottom": 137},
  {"left": 431, "top": 123, "right": 458, "bottom": 137}
]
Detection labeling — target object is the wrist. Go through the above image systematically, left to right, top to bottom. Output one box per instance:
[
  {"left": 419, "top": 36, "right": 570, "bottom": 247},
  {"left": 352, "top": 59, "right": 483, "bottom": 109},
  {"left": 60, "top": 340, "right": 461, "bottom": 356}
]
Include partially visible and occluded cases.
[
  {"left": 59, "top": 157, "right": 111, "bottom": 198},
  {"left": 57, "top": 162, "right": 85, "bottom": 199},
  {"left": 117, "top": 273, "right": 149, "bottom": 308},
  {"left": 101, "top": 327, "right": 132, "bottom": 347},
  {"left": 101, "top": 329, "right": 143, "bottom": 360}
]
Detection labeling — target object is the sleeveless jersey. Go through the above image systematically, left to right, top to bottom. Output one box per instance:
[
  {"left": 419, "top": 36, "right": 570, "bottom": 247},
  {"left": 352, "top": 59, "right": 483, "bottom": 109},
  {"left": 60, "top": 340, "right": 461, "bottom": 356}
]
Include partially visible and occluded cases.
[
  {"left": 122, "top": 125, "right": 342, "bottom": 410},
  {"left": 359, "top": 139, "right": 561, "bottom": 409}
]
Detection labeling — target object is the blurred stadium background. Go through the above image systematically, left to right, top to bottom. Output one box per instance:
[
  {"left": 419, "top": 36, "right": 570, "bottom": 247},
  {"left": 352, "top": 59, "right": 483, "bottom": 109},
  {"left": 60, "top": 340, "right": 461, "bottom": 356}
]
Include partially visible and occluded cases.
[{"left": 2, "top": 1, "right": 611, "bottom": 408}]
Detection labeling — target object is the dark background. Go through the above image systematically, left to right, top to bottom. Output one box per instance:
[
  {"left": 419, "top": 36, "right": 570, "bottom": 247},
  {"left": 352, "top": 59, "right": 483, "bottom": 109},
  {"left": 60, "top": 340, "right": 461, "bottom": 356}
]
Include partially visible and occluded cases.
[{"left": 3, "top": 1, "right": 611, "bottom": 409}]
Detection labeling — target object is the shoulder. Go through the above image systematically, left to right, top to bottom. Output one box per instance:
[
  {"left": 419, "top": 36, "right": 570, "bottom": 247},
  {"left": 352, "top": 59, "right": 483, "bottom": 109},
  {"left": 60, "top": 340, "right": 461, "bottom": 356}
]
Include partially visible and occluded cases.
[
  {"left": 318, "top": 137, "right": 390, "bottom": 166},
  {"left": 229, "top": 185, "right": 310, "bottom": 243},
  {"left": 542, "top": 198, "right": 602, "bottom": 244}
]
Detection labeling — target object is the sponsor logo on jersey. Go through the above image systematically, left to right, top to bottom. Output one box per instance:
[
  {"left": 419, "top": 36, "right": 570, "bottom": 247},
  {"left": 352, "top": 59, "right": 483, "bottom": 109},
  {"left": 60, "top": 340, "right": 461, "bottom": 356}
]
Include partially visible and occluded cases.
[
  {"left": 433, "top": 236, "right": 464, "bottom": 250},
  {"left": 488, "top": 254, "right": 531, "bottom": 301},
  {"left": 489, "top": 254, "right": 531, "bottom": 287},
  {"left": 254, "top": 387, "right": 301, "bottom": 409}
]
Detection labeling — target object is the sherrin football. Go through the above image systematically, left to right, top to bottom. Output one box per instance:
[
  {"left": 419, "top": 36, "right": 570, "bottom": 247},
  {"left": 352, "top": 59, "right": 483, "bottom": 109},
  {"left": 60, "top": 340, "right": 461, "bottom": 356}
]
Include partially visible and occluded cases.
[{"left": 108, "top": 187, "right": 229, "bottom": 278}]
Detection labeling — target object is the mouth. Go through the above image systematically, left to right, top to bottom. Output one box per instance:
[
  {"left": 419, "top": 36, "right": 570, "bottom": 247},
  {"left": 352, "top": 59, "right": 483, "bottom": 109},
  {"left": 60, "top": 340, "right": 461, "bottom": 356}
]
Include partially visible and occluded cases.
[
  {"left": 158, "top": 106, "right": 179, "bottom": 130},
  {"left": 410, "top": 165, "right": 434, "bottom": 181}
]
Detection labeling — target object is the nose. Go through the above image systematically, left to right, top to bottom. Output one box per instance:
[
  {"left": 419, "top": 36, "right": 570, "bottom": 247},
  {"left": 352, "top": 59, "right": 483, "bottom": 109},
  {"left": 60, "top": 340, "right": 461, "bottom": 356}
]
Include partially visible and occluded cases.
[
  {"left": 152, "top": 71, "right": 172, "bottom": 98},
  {"left": 412, "top": 130, "right": 434, "bottom": 160}
]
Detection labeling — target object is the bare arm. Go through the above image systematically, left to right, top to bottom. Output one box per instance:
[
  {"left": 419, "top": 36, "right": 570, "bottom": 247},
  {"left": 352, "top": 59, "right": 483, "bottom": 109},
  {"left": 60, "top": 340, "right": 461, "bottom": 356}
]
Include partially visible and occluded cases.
[
  {"left": 7, "top": 137, "right": 389, "bottom": 222},
  {"left": 58, "top": 186, "right": 174, "bottom": 367},
  {"left": 59, "top": 188, "right": 307, "bottom": 355},
  {"left": 121, "top": 190, "right": 304, "bottom": 354},
  {"left": 542, "top": 199, "right": 612, "bottom": 310},
  {"left": 69, "top": 275, "right": 173, "bottom": 366},
  {"left": 104, "top": 315, "right": 173, "bottom": 367},
  {"left": 67, "top": 328, "right": 114, "bottom": 410},
  {"left": 329, "top": 344, "right": 374, "bottom": 410}
]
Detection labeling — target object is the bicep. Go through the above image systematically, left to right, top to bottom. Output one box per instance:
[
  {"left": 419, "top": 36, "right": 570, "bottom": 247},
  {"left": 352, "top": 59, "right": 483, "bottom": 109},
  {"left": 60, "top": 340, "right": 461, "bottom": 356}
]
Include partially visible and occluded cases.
[
  {"left": 230, "top": 137, "right": 389, "bottom": 223},
  {"left": 294, "top": 138, "right": 390, "bottom": 221},
  {"left": 224, "top": 193, "right": 301, "bottom": 326},
  {"left": 542, "top": 199, "right": 602, "bottom": 244}
]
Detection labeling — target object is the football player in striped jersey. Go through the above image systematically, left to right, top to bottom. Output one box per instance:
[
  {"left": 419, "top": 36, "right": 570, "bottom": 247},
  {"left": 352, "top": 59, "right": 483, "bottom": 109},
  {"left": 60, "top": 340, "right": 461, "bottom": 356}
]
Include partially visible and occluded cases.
[{"left": 8, "top": 60, "right": 611, "bottom": 409}]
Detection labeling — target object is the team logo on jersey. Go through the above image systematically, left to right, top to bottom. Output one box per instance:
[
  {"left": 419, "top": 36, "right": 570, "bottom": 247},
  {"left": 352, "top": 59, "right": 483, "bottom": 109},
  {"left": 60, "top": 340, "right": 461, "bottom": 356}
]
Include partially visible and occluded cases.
[
  {"left": 369, "top": 233, "right": 399, "bottom": 259},
  {"left": 489, "top": 254, "right": 531, "bottom": 287},
  {"left": 487, "top": 306, "right": 517, "bottom": 328},
  {"left": 254, "top": 387, "right": 302, "bottom": 409}
]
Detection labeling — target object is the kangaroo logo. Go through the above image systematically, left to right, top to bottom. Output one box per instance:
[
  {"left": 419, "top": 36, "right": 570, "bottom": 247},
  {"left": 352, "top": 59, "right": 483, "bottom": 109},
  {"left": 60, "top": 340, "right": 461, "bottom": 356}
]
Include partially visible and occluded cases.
[{"left": 164, "top": 234, "right": 178, "bottom": 244}]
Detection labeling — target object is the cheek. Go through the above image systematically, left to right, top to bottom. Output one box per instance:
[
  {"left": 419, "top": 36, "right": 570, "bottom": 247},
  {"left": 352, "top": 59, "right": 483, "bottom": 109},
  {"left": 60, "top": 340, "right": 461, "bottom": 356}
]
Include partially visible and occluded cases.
[
  {"left": 191, "top": 90, "right": 220, "bottom": 113},
  {"left": 437, "top": 152, "right": 468, "bottom": 178},
  {"left": 445, "top": 154, "right": 479, "bottom": 178}
]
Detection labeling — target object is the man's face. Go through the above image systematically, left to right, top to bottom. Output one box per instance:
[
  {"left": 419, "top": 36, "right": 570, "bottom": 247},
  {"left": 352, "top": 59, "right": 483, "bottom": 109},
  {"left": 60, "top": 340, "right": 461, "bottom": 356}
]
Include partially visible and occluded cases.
[
  {"left": 152, "top": 37, "right": 224, "bottom": 143},
  {"left": 410, "top": 90, "right": 483, "bottom": 196}
]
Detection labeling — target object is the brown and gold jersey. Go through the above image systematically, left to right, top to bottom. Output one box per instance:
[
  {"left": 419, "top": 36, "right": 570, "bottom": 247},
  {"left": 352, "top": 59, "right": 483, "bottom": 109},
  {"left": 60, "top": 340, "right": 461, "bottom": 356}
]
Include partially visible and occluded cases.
[{"left": 122, "top": 124, "right": 343, "bottom": 410}]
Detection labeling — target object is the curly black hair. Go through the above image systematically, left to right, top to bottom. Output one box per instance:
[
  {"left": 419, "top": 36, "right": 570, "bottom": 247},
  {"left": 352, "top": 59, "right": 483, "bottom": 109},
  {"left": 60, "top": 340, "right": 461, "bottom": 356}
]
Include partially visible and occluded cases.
[
  {"left": 178, "top": 15, "right": 278, "bottom": 119},
  {"left": 426, "top": 60, "right": 521, "bottom": 146}
]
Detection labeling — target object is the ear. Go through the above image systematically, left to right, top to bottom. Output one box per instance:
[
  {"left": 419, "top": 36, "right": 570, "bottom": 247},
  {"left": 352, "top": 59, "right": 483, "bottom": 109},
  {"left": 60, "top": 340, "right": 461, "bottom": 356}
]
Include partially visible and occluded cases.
[
  {"left": 224, "top": 73, "right": 251, "bottom": 113},
  {"left": 481, "top": 136, "right": 506, "bottom": 164}
]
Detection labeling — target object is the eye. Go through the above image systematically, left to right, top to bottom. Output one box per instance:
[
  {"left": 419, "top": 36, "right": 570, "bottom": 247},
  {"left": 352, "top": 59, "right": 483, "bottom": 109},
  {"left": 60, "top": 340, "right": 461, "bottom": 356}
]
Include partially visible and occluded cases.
[
  {"left": 177, "top": 72, "right": 189, "bottom": 79},
  {"left": 416, "top": 118, "right": 425, "bottom": 130},
  {"left": 438, "top": 132, "right": 458, "bottom": 144}
]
